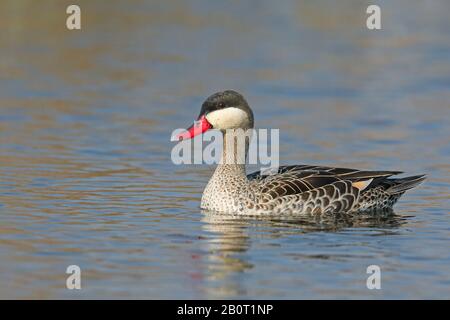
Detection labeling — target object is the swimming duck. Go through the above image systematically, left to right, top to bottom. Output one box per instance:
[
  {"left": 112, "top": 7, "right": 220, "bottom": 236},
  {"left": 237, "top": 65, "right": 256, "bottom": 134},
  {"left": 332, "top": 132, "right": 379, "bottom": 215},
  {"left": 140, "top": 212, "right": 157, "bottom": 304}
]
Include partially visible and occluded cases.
[{"left": 172, "top": 90, "right": 425, "bottom": 215}]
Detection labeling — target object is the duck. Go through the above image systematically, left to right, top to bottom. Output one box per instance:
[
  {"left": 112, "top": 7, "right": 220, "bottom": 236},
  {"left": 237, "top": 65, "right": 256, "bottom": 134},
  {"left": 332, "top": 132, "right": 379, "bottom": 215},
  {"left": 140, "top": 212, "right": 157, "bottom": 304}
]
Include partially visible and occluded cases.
[{"left": 172, "top": 90, "right": 425, "bottom": 215}]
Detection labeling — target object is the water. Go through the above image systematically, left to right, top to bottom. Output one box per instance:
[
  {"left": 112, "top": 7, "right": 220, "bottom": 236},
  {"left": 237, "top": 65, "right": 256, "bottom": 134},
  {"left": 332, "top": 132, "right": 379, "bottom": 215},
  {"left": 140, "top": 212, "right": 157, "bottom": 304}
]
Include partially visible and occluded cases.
[{"left": 0, "top": 0, "right": 449, "bottom": 299}]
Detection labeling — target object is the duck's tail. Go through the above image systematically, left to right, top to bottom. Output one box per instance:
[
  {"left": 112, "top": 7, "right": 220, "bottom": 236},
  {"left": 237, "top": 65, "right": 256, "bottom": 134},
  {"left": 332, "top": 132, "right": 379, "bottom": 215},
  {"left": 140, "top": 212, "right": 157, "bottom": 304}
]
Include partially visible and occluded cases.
[{"left": 386, "top": 174, "right": 427, "bottom": 195}]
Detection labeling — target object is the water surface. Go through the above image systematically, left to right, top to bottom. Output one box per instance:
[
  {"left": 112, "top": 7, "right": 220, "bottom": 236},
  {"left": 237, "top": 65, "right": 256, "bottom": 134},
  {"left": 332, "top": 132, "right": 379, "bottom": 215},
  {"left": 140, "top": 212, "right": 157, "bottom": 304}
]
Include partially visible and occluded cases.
[{"left": 0, "top": 0, "right": 449, "bottom": 299}]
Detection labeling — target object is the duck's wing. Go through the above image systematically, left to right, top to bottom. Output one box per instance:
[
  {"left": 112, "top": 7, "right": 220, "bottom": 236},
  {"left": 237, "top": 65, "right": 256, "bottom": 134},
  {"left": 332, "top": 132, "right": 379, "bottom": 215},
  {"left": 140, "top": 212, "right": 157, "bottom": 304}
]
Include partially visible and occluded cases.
[
  {"left": 249, "top": 164, "right": 401, "bottom": 182},
  {"left": 247, "top": 165, "right": 402, "bottom": 198},
  {"left": 247, "top": 165, "right": 424, "bottom": 213}
]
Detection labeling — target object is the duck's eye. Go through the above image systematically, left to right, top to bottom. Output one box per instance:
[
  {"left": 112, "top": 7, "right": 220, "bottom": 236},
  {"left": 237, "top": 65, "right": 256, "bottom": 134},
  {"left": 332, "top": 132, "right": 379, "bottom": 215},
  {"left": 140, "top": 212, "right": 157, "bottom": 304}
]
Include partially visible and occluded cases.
[{"left": 218, "top": 102, "right": 225, "bottom": 109}]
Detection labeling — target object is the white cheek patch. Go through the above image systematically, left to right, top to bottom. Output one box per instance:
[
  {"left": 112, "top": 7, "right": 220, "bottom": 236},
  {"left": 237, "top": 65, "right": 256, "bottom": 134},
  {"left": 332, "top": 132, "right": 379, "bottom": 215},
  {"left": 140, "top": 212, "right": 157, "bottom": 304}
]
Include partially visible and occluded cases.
[{"left": 205, "top": 108, "right": 249, "bottom": 129}]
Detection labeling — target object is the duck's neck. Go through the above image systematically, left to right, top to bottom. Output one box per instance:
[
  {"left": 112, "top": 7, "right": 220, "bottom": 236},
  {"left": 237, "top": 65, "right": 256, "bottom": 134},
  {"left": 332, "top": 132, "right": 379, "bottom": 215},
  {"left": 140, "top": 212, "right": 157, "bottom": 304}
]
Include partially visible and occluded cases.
[
  {"left": 218, "top": 129, "right": 250, "bottom": 173},
  {"left": 201, "top": 130, "right": 251, "bottom": 211}
]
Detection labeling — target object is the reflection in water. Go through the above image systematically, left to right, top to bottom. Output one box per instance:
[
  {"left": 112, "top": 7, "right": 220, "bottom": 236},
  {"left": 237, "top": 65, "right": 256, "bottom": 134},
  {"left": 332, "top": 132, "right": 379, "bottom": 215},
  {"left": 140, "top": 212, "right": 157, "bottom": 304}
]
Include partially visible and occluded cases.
[
  {"left": 200, "top": 209, "right": 406, "bottom": 298},
  {"left": 203, "top": 209, "right": 406, "bottom": 234},
  {"left": 200, "top": 213, "right": 253, "bottom": 298}
]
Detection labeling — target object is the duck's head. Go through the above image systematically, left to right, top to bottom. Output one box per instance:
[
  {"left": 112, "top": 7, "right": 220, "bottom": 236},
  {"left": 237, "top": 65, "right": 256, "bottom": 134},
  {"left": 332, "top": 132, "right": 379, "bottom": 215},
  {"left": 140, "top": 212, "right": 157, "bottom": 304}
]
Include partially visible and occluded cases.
[{"left": 172, "top": 90, "right": 254, "bottom": 141}]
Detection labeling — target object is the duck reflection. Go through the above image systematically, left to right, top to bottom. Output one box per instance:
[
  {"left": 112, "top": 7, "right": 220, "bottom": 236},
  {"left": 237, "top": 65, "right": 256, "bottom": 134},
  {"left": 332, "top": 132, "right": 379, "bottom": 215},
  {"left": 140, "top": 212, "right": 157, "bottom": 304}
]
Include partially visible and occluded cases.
[
  {"left": 199, "top": 209, "right": 407, "bottom": 298},
  {"left": 198, "top": 211, "right": 253, "bottom": 298}
]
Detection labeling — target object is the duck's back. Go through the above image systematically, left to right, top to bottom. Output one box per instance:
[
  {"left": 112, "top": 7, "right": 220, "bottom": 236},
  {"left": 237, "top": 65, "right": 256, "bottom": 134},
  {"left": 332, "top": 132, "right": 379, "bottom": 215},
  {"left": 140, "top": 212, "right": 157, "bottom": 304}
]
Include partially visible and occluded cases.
[{"left": 246, "top": 165, "right": 426, "bottom": 214}]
